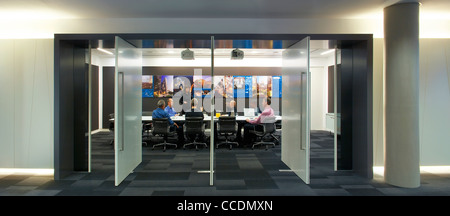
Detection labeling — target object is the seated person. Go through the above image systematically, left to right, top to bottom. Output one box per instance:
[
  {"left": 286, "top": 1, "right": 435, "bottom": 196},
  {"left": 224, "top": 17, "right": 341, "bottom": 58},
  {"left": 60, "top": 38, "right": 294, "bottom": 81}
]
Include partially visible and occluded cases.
[
  {"left": 178, "top": 87, "right": 192, "bottom": 115},
  {"left": 243, "top": 97, "right": 274, "bottom": 145},
  {"left": 164, "top": 98, "right": 178, "bottom": 117},
  {"left": 184, "top": 98, "right": 204, "bottom": 118},
  {"left": 152, "top": 100, "right": 181, "bottom": 141}
]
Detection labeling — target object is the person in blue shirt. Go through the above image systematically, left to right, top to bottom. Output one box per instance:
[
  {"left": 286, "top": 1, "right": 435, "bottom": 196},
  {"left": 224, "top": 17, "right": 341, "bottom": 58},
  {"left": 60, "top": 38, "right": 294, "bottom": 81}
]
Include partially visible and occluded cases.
[
  {"left": 164, "top": 98, "right": 178, "bottom": 117},
  {"left": 153, "top": 99, "right": 179, "bottom": 130}
]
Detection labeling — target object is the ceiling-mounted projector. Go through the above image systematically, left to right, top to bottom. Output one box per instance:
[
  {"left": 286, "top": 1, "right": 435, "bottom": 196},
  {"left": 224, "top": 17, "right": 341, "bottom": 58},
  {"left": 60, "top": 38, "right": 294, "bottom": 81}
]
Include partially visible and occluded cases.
[
  {"left": 181, "top": 48, "right": 194, "bottom": 60},
  {"left": 231, "top": 48, "right": 244, "bottom": 60}
]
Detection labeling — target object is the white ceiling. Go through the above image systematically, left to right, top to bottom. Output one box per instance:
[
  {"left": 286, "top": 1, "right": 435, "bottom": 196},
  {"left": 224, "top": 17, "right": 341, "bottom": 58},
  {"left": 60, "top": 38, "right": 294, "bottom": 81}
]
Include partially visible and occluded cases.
[
  {"left": 1, "top": 0, "right": 448, "bottom": 20},
  {"left": 92, "top": 42, "right": 334, "bottom": 59}
]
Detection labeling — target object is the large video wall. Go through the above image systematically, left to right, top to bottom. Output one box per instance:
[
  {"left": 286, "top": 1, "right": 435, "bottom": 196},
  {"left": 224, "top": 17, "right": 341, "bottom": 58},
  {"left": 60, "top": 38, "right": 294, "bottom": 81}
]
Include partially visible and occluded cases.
[{"left": 142, "top": 75, "right": 282, "bottom": 98}]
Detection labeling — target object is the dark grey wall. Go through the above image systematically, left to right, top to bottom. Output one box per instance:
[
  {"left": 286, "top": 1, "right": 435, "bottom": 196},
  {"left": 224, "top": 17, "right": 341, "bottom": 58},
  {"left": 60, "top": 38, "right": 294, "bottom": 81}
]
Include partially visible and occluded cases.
[
  {"left": 54, "top": 40, "right": 89, "bottom": 179},
  {"left": 54, "top": 40, "right": 75, "bottom": 180},
  {"left": 336, "top": 40, "right": 373, "bottom": 179},
  {"left": 351, "top": 40, "right": 373, "bottom": 179},
  {"left": 338, "top": 47, "right": 353, "bottom": 170},
  {"left": 73, "top": 58, "right": 89, "bottom": 171},
  {"left": 91, "top": 65, "right": 99, "bottom": 130},
  {"left": 327, "top": 66, "right": 334, "bottom": 113},
  {"left": 102, "top": 67, "right": 115, "bottom": 128}
]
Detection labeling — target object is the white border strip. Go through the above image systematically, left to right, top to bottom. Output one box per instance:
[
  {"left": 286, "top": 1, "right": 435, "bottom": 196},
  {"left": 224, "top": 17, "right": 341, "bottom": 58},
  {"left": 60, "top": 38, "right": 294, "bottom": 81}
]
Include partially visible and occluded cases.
[
  {"left": 373, "top": 166, "right": 450, "bottom": 177},
  {"left": 0, "top": 168, "right": 54, "bottom": 175}
]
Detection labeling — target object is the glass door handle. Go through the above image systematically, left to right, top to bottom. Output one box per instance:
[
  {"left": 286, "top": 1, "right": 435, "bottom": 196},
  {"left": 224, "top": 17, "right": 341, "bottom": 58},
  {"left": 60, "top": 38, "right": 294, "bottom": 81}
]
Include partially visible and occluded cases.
[{"left": 119, "top": 71, "right": 125, "bottom": 151}]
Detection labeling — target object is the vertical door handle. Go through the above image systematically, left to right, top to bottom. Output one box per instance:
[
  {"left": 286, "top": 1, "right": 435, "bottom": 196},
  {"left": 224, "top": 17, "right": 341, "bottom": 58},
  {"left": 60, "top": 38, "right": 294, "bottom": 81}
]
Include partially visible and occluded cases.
[
  {"left": 119, "top": 72, "right": 125, "bottom": 151},
  {"left": 300, "top": 72, "right": 307, "bottom": 150}
]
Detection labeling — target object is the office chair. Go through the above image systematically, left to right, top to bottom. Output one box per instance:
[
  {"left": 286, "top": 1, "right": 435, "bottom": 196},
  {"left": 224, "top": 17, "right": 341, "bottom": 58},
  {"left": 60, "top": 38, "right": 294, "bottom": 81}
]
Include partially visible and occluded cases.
[
  {"left": 141, "top": 111, "right": 153, "bottom": 146},
  {"left": 108, "top": 113, "right": 114, "bottom": 145},
  {"left": 183, "top": 116, "right": 208, "bottom": 151},
  {"left": 216, "top": 116, "right": 239, "bottom": 150},
  {"left": 251, "top": 116, "right": 277, "bottom": 150},
  {"left": 151, "top": 118, "right": 178, "bottom": 152},
  {"left": 142, "top": 122, "right": 151, "bottom": 147}
]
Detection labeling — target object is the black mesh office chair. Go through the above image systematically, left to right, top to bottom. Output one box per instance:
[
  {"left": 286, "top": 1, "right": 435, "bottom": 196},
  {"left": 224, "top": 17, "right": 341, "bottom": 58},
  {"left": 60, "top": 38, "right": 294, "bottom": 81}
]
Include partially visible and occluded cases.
[
  {"left": 141, "top": 111, "right": 152, "bottom": 146},
  {"left": 108, "top": 113, "right": 115, "bottom": 145},
  {"left": 183, "top": 116, "right": 208, "bottom": 150},
  {"left": 216, "top": 116, "right": 239, "bottom": 150},
  {"left": 251, "top": 116, "right": 277, "bottom": 150},
  {"left": 151, "top": 118, "right": 178, "bottom": 152},
  {"left": 142, "top": 123, "right": 150, "bottom": 147}
]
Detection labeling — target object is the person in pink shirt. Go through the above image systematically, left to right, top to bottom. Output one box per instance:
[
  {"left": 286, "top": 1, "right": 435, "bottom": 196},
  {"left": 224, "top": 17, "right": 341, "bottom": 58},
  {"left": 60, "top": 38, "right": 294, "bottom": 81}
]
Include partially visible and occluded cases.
[{"left": 243, "top": 97, "right": 274, "bottom": 145}]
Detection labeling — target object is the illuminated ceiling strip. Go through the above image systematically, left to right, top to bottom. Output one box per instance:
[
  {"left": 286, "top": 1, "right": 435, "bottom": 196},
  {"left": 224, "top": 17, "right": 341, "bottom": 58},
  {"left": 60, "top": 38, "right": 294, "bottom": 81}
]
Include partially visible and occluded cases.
[
  {"left": 373, "top": 166, "right": 450, "bottom": 176},
  {"left": 0, "top": 168, "right": 54, "bottom": 175}
]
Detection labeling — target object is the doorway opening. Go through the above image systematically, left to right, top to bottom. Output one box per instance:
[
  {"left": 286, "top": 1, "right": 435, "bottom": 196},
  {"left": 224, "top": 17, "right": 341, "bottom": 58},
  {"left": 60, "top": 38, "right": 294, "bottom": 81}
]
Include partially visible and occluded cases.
[{"left": 54, "top": 34, "right": 373, "bottom": 191}]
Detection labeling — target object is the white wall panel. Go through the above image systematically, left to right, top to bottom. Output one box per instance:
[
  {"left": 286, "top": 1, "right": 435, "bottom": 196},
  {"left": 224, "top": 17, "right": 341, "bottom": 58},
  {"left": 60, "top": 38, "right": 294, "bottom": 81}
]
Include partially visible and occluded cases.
[
  {"left": 373, "top": 38, "right": 450, "bottom": 166},
  {"left": 373, "top": 38, "right": 384, "bottom": 166},
  {"left": 0, "top": 39, "right": 53, "bottom": 169},
  {"left": 419, "top": 39, "right": 450, "bottom": 165},
  {"left": 0, "top": 41, "right": 15, "bottom": 167},
  {"left": 310, "top": 67, "right": 327, "bottom": 130}
]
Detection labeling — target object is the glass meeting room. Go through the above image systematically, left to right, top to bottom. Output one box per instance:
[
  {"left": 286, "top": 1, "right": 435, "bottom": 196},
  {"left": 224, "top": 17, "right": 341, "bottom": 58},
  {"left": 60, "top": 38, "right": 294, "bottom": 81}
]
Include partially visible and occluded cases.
[{"left": 56, "top": 34, "right": 355, "bottom": 191}]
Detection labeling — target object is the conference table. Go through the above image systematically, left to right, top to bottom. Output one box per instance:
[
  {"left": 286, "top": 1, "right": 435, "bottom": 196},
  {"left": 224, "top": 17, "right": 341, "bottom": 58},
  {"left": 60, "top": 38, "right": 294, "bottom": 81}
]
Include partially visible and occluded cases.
[
  {"left": 109, "top": 115, "right": 282, "bottom": 122},
  {"left": 141, "top": 115, "right": 282, "bottom": 122}
]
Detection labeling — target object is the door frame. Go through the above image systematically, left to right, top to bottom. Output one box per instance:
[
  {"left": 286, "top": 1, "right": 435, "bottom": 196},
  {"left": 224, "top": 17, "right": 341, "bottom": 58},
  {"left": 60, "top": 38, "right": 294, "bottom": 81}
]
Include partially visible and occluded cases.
[{"left": 53, "top": 33, "right": 373, "bottom": 180}]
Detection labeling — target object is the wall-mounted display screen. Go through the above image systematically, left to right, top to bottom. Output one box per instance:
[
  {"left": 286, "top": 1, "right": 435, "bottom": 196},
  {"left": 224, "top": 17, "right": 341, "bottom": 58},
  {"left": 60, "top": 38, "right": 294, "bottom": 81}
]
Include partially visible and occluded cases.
[
  {"left": 142, "top": 74, "right": 281, "bottom": 98},
  {"left": 142, "top": 75, "right": 154, "bottom": 98},
  {"left": 154, "top": 75, "right": 174, "bottom": 97},
  {"left": 174, "top": 75, "right": 193, "bottom": 95},
  {"left": 193, "top": 75, "right": 212, "bottom": 98},
  {"left": 213, "top": 76, "right": 234, "bottom": 99},
  {"left": 233, "top": 76, "right": 252, "bottom": 98},
  {"left": 255, "top": 76, "right": 271, "bottom": 97},
  {"left": 272, "top": 76, "right": 282, "bottom": 98}
]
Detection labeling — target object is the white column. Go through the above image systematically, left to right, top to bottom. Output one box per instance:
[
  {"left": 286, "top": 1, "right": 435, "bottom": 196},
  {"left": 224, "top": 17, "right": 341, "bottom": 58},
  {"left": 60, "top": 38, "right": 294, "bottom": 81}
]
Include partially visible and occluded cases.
[{"left": 384, "top": 2, "right": 420, "bottom": 188}]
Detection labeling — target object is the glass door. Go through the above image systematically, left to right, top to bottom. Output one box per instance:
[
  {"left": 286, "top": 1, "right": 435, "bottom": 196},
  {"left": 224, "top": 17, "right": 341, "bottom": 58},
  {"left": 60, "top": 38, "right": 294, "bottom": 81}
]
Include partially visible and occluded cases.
[
  {"left": 114, "top": 36, "right": 143, "bottom": 186},
  {"left": 281, "top": 37, "right": 311, "bottom": 184},
  {"left": 140, "top": 38, "right": 215, "bottom": 186}
]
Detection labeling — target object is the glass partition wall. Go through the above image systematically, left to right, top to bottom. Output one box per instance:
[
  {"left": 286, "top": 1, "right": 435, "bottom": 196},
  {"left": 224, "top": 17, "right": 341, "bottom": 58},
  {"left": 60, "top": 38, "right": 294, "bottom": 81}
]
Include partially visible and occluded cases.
[
  {"left": 88, "top": 37, "right": 314, "bottom": 187},
  {"left": 139, "top": 38, "right": 215, "bottom": 186}
]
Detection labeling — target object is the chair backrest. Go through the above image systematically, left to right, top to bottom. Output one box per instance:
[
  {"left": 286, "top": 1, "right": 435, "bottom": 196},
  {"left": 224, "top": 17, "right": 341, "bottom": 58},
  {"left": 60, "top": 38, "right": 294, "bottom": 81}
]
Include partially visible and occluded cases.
[
  {"left": 185, "top": 110, "right": 203, "bottom": 118},
  {"left": 184, "top": 116, "right": 204, "bottom": 135},
  {"left": 218, "top": 116, "right": 237, "bottom": 133},
  {"left": 261, "top": 116, "right": 276, "bottom": 133},
  {"left": 152, "top": 118, "right": 170, "bottom": 135}
]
